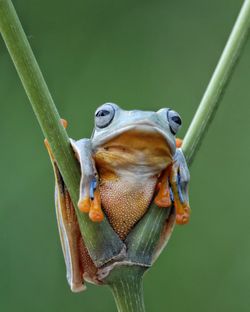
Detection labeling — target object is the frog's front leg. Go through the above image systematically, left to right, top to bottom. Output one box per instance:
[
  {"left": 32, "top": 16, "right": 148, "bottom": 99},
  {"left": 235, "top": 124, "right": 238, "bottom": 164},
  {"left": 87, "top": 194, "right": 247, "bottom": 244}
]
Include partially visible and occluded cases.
[
  {"left": 70, "top": 139, "right": 104, "bottom": 222},
  {"left": 154, "top": 148, "right": 190, "bottom": 225},
  {"left": 170, "top": 148, "right": 190, "bottom": 224}
]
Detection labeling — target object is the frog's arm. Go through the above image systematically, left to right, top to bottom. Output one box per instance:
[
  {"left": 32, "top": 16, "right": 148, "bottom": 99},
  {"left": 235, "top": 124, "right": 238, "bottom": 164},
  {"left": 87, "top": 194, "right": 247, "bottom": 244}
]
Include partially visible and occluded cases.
[
  {"left": 69, "top": 139, "right": 104, "bottom": 222},
  {"left": 154, "top": 139, "right": 190, "bottom": 224},
  {"left": 170, "top": 148, "right": 190, "bottom": 224}
]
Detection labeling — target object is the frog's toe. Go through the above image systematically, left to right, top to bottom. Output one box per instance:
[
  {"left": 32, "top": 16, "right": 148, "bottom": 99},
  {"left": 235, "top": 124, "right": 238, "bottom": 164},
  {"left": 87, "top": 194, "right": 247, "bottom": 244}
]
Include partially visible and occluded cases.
[
  {"left": 77, "top": 177, "right": 93, "bottom": 213},
  {"left": 89, "top": 189, "right": 104, "bottom": 222},
  {"left": 78, "top": 197, "right": 90, "bottom": 213},
  {"left": 176, "top": 209, "right": 189, "bottom": 224}
]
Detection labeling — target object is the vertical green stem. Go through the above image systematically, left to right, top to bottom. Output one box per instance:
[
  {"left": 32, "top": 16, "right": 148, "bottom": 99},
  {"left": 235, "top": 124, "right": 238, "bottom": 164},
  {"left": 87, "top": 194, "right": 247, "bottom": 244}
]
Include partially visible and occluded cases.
[
  {"left": 182, "top": 0, "right": 250, "bottom": 165},
  {"left": 107, "top": 266, "right": 146, "bottom": 312}
]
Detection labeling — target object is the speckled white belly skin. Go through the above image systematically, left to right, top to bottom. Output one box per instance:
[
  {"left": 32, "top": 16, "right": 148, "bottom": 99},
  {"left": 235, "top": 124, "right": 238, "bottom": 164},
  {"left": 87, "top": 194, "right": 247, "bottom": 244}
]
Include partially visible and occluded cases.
[{"left": 99, "top": 175, "right": 157, "bottom": 240}]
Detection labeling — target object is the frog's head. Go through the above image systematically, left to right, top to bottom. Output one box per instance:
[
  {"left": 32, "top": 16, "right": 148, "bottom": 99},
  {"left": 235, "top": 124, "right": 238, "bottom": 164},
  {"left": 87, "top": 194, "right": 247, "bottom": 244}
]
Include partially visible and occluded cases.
[
  {"left": 91, "top": 103, "right": 183, "bottom": 239},
  {"left": 92, "top": 103, "right": 181, "bottom": 155}
]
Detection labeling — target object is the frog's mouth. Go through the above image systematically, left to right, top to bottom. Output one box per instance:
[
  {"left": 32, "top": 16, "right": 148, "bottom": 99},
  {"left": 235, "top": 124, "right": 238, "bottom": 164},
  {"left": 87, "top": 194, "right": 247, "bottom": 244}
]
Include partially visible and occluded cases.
[
  {"left": 92, "top": 121, "right": 176, "bottom": 156},
  {"left": 94, "top": 125, "right": 173, "bottom": 174}
]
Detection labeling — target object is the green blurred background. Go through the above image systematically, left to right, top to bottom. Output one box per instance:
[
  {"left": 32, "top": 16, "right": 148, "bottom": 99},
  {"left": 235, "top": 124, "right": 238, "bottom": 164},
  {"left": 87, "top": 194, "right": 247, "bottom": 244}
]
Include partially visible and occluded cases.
[{"left": 1, "top": 0, "right": 250, "bottom": 311}]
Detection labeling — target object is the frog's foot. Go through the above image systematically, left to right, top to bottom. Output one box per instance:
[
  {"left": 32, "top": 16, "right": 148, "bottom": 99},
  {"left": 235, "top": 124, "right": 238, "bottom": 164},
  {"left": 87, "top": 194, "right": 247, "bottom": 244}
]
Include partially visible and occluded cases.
[
  {"left": 70, "top": 138, "right": 104, "bottom": 223},
  {"left": 170, "top": 148, "right": 190, "bottom": 224},
  {"left": 78, "top": 176, "right": 104, "bottom": 222}
]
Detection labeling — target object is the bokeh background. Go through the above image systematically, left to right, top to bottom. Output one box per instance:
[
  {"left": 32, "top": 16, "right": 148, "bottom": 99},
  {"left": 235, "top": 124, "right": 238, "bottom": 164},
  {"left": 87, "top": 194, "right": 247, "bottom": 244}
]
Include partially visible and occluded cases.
[{"left": 1, "top": 0, "right": 250, "bottom": 311}]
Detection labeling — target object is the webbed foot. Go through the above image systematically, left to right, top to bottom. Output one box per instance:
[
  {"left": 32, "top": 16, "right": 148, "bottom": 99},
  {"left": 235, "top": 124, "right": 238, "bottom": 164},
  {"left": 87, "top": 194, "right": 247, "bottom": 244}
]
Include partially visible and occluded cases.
[{"left": 77, "top": 176, "right": 103, "bottom": 222}]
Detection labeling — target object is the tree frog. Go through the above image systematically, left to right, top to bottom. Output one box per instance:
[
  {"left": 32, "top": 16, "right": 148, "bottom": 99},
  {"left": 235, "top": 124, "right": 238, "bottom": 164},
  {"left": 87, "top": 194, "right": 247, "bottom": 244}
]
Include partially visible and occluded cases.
[{"left": 45, "top": 103, "right": 190, "bottom": 292}]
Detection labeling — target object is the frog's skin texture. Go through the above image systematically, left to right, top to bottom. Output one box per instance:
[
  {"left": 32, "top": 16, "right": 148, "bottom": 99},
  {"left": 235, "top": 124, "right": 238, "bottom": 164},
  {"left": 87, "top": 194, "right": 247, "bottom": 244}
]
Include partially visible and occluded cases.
[{"left": 45, "top": 103, "right": 190, "bottom": 292}]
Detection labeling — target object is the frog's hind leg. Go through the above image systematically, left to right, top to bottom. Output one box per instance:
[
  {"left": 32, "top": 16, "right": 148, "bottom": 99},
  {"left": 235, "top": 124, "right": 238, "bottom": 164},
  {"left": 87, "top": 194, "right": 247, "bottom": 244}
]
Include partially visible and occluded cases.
[
  {"left": 44, "top": 121, "right": 97, "bottom": 292},
  {"left": 70, "top": 139, "right": 104, "bottom": 223},
  {"left": 45, "top": 140, "right": 85, "bottom": 292},
  {"left": 54, "top": 166, "right": 99, "bottom": 290},
  {"left": 55, "top": 172, "right": 86, "bottom": 292}
]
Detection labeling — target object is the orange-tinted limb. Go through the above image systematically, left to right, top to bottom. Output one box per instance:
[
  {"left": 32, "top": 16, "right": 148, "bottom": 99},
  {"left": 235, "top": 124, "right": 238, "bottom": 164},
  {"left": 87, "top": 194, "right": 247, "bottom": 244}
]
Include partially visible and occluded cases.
[{"left": 154, "top": 166, "right": 172, "bottom": 208}]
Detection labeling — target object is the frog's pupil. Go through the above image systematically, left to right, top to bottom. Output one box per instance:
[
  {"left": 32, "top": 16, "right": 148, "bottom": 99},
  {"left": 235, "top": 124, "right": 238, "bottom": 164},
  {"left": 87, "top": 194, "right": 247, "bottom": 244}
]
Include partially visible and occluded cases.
[
  {"left": 96, "top": 110, "right": 110, "bottom": 117},
  {"left": 172, "top": 116, "right": 181, "bottom": 125}
]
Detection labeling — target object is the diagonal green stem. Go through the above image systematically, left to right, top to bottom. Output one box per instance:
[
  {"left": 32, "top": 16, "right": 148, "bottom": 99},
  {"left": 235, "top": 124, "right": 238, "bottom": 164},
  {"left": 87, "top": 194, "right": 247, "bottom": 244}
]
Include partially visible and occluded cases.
[
  {"left": 0, "top": 0, "right": 124, "bottom": 267},
  {"left": 182, "top": 0, "right": 250, "bottom": 166}
]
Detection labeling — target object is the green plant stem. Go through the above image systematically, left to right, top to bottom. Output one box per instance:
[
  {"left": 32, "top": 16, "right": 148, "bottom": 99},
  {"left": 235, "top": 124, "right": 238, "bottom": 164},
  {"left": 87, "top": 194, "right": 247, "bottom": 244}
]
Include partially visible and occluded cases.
[
  {"left": 0, "top": 0, "right": 124, "bottom": 267},
  {"left": 182, "top": 0, "right": 250, "bottom": 165},
  {"left": 107, "top": 266, "right": 146, "bottom": 312}
]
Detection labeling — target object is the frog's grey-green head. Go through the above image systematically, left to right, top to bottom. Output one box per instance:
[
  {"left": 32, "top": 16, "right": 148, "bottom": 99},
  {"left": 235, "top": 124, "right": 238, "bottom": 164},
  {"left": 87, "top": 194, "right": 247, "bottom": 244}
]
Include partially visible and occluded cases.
[{"left": 91, "top": 103, "right": 182, "bottom": 155}]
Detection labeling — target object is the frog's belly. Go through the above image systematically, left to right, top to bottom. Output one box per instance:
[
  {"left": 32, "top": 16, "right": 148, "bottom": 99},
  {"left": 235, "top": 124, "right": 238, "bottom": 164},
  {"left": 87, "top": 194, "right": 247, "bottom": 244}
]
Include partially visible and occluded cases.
[{"left": 99, "top": 176, "right": 157, "bottom": 240}]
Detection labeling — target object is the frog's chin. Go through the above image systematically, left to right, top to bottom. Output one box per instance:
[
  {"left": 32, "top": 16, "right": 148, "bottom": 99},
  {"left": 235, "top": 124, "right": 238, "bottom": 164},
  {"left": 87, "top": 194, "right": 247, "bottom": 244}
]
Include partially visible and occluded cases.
[
  {"left": 92, "top": 123, "right": 176, "bottom": 156},
  {"left": 94, "top": 127, "right": 173, "bottom": 178}
]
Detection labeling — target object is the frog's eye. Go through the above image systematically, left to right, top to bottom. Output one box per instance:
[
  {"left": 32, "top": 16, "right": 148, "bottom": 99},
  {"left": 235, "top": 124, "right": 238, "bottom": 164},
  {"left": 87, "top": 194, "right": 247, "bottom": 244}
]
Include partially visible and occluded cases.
[
  {"left": 95, "top": 103, "right": 116, "bottom": 128},
  {"left": 167, "top": 109, "right": 182, "bottom": 135}
]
